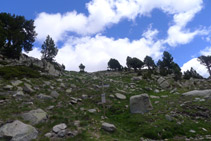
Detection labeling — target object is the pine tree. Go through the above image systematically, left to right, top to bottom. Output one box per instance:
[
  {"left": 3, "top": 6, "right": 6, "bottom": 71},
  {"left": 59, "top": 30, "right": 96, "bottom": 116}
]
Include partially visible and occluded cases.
[
  {"left": 0, "top": 12, "right": 37, "bottom": 58},
  {"left": 41, "top": 35, "right": 58, "bottom": 62},
  {"left": 198, "top": 55, "right": 211, "bottom": 77}
]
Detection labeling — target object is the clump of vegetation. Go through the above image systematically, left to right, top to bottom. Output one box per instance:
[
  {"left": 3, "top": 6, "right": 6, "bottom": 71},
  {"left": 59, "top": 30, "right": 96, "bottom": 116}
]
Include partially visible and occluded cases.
[{"left": 0, "top": 66, "right": 40, "bottom": 79}]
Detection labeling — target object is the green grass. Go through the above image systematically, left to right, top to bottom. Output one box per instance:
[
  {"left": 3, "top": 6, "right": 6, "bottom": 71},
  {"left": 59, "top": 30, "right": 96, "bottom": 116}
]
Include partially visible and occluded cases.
[
  {"left": 0, "top": 66, "right": 40, "bottom": 79},
  {"left": 0, "top": 71, "right": 210, "bottom": 141}
]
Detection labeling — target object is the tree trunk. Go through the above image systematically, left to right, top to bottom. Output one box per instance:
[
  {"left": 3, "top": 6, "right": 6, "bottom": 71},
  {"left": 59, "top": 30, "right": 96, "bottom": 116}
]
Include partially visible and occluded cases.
[{"left": 207, "top": 66, "right": 211, "bottom": 77}]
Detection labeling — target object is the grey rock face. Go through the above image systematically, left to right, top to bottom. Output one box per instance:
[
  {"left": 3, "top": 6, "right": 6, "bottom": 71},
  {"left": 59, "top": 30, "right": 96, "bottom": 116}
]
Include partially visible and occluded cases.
[
  {"left": 182, "top": 89, "right": 211, "bottom": 98},
  {"left": 115, "top": 93, "right": 126, "bottom": 100},
  {"left": 130, "top": 94, "right": 153, "bottom": 114},
  {"left": 22, "top": 109, "right": 47, "bottom": 125},
  {"left": 0, "top": 120, "right": 38, "bottom": 141},
  {"left": 101, "top": 122, "right": 116, "bottom": 132}
]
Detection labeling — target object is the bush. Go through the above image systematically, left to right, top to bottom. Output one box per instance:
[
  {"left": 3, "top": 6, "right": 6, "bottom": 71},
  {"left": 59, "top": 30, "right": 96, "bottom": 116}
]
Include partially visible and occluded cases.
[{"left": 0, "top": 66, "right": 40, "bottom": 79}]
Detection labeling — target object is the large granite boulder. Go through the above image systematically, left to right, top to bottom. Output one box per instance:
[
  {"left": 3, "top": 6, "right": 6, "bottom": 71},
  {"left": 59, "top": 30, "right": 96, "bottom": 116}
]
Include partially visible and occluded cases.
[
  {"left": 157, "top": 77, "right": 170, "bottom": 89},
  {"left": 182, "top": 89, "right": 211, "bottom": 98},
  {"left": 130, "top": 94, "right": 153, "bottom": 114},
  {"left": 22, "top": 109, "right": 47, "bottom": 125},
  {"left": 0, "top": 120, "right": 38, "bottom": 141}
]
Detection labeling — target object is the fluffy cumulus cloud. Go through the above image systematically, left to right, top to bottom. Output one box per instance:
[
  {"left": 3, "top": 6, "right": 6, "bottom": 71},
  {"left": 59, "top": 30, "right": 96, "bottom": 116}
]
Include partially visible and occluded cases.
[
  {"left": 31, "top": 0, "right": 210, "bottom": 72},
  {"left": 35, "top": 0, "right": 205, "bottom": 42},
  {"left": 55, "top": 29, "right": 163, "bottom": 72},
  {"left": 181, "top": 46, "right": 211, "bottom": 78},
  {"left": 181, "top": 58, "right": 209, "bottom": 78}
]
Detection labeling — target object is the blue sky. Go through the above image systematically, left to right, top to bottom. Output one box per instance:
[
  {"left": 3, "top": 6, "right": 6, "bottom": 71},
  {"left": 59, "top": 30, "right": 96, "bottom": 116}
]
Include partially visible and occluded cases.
[{"left": 1, "top": 0, "right": 211, "bottom": 77}]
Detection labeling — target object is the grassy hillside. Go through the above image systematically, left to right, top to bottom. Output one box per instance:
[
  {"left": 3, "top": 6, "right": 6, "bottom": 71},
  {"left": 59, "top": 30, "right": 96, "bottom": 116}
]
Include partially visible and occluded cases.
[{"left": 0, "top": 68, "right": 210, "bottom": 140}]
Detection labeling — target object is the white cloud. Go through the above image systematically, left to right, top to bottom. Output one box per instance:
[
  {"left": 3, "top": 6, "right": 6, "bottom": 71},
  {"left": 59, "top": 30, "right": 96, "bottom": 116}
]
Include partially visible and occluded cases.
[
  {"left": 31, "top": 0, "right": 211, "bottom": 74},
  {"left": 35, "top": 0, "right": 205, "bottom": 43},
  {"left": 55, "top": 29, "right": 163, "bottom": 72},
  {"left": 200, "top": 46, "right": 211, "bottom": 56},
  {"left": 23, "top": 47, "right": 41, "bottom": 59},
  {"left": 181, "top": 58, "right": 209, "bottom": 78}
]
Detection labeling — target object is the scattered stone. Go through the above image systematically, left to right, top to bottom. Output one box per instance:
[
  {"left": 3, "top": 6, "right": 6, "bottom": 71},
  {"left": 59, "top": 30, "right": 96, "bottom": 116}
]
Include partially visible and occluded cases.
[
  {"left": 131, "top": 76, "right": 142, "bottom": 81},
  {"left": 11, "top": 80, "right": 22, "bottom": 86},
  {"left": 23, "top": 83, "right": 34, "bottom": 93},
  {"left": 60, "top": 83, "right": 66, "bottom": 88},
  {"left": 71, "top": 84, "right": 77, "bottom": 88},
  {"left": 3, "top": 85, "right": 13, "bottom": 90},
  {"left": 66, "top": 88, "right": 72, "bottom": 93},
  {"left": 154, "top": 89, "right": 160, "bottom": 93},
  {"left": 182, "top": 89, "right": 211, "bottom": 98},
  {"left": 13, "top": 91, "right": 24, "bottom": 97},
  {"left": 50, "top": 91, "right": 59, "bottom": 98},
  {"left": 115, "top": 93, "right": 126, "bottom": 100},
  {"left": 37, "top": 94, "right": 53, "bottom": 100},
  {"left": 81, "top": 94, "right": 88, "bottom": 99},
  {"left": 109, "top": 94, "right": 115, "bottom": 98},
  {"left": 130, "top": 94, "right": 153, "bottom": 114},
  {"left": 150, "top": 95, "right": 160, "bottom": 99},
  {"left": 161, "top": 95, "right": 168, "bottom": 98},
  {"left": 154, "top": 101, "right": 159, "bottom": 104},
  {"left": 47, "top": 106, "right": 55, "bottom": 110},
  {"left": 22, "top": 109, "right": 47, "bottom": 125},
  {"left": 88, "top": 109, "right": 97, "bottom": 113},
  {"left": 165, "top": 114, "right": 173, "bottom": 121},
  {"left": 0, "top": 120, "right": 38, "bottom": 140},
  {"left": 101, "top": 122, "right": 116, "bottom": 132},
  {"left": 53, "top": 123, "right": 67, "bottom": 133},
  {"left": 202, "top": 128, "right": 207, "bottom": 132},
  {"left": 189, "top": 130, "right": 196, "bottom": 133},
  {"left": 45, "top": 132, "right": 53, "bottom": 138},
  {"left": 205, "top": 135, "right": 211, "bottom": 140}
]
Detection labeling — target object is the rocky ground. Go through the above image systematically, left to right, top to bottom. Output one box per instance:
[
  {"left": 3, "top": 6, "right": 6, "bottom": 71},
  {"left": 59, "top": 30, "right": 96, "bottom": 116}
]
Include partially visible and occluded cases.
[{"left": 0, "top": 68, "right": 211, "bottom": 141}]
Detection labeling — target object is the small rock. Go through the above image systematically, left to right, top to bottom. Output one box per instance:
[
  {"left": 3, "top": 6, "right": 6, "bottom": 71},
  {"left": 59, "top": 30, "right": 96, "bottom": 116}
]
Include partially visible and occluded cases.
[
  {"left": 11, "top": 80, "right": 22, "bottom": 86},
  {"left": 23, "top": 83, "right": 34, "bottom": 93},
  {"left": 3, "top": 85, "right": 13, "bottom": 90},
  {"left": 66, "top": 88, "right": 72, "bottom": 93},
  {"left": 154, "top": 89, "right": 160, "bottom": 93},
  {"left": 50, "top": 91, "right": 59, "bottom": 98},
  {"left": 115, "top": 93, "right": 126, "bottom": 100},
  {"left": 37, "top": 94, "right": 53, "bottom": 100},
  {"left": 81, "top": 94, "right": 88, "bottom": 99},
  {"left": 150, "top": 95, "right": 160, "bottom": 99},
  {"left": 161, "top": 95, "right": 168, "bottom": 98},
  {"left": 154, "top": 101, "right": 159, "bottom": 104},
  {"left": 47, "top": 106, "right": 55, "bottom": 110},
  {"left": 88, "top": 109, "right": 97, "bottom": 113},
  {"left": 165, "top": 114, "right": 173, "bottom": 121},
  {"left": 101, "top": 122, "right": 116, "bottom": 132},
  {"left": 53, "top": 123, "right": 67, "bottom": 133},
  {"left": 189, "top": 130, "right": 196, "bottom": 133},
  {"left": 45, "top": 132, "right": 53, "bottom": 138}
]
